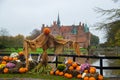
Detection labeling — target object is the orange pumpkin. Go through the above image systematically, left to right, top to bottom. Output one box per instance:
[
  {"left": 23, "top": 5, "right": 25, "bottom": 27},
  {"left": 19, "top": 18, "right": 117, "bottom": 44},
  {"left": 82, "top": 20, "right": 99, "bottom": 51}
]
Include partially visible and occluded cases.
[
  {"left": 43, "top": 28, "right": 50, "bottom": 35},
  {"left": 2, "top": 56, "right": 9, "bottom": 61},
  {"left": 8, "top": 57, "right": 13, "bottom": 61},
  {"left": 13, "top": 57, "right": 18, "bottom": 60},
  {"left": 67, "top": 59, "right": 73, "bottom": 64},
  {"left": 1, "top": 61, "right": 7, "bottom": 64},
  {"left": 72, "top": 62, "right": 78, "bottom": 68},
  {"left": 69, "top": 66, "right": 74, "bottom": 71},
  {"left": 76, "top": 66, "right": 81, "bottom": 71},
  {"left": 19, "top": 67, "right": 26, "bottom": 73},
  {"left": 90, "top": 67, "right": 96, "bottom": 70},
  {"left": 3, "top": 68, "right": 9, "bottom": 73},
  {"left": 89, "top": 68, "right": 96, "bottom": 74},
  {"left": 50, "top": 70, "right": 54, "bottom": 75},
  {"left": 55, "top": 70, "right": 60, "bottom": 75},
  {"left": 84, "top": 70, "right": 89, "bottom": 73},
  {"left": 59, "top": 71, "right": 64, "bottom": 76},
  {"left": 64, "top": 73, "right": 69, "bottom": 77},
  {"left": 67, "top": 74, "right": 72, "bottom": 79},
  {"left": 77, "top": 74, "right": 82, "bottom": 79},
  {"left": 98, "top": 74, "right": 103, "bottom": 80},
  {"left": 84, "top": 76, "right": 89, "bottom": 80},
  {"left": 89, "top": 77, "right": 96, "bottom": 80}
]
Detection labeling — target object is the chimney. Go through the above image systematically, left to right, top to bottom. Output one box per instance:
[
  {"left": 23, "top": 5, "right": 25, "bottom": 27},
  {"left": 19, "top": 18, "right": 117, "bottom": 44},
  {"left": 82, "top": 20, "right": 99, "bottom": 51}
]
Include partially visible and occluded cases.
[
  {"left": 53, "top": 21, "right": 56, "bottom": 25},
  {"left": 79, "top": 22, "right": 81, "bottom": 26},
  {"left": 42, "top": 24, "right": 45, "bottom": 27}
]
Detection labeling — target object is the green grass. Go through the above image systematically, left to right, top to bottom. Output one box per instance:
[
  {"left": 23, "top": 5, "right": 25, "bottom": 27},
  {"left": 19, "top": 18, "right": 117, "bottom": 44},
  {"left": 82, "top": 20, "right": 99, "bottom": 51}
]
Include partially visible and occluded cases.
[
  {"left": 3, "top": 47, "right": 88, "bottom": 55},
  {"left": 0, "top": 73, "right": 79, "bottom": 80},
  {"left": 0, "top": 73, "right": 110, "bottom": 80}
]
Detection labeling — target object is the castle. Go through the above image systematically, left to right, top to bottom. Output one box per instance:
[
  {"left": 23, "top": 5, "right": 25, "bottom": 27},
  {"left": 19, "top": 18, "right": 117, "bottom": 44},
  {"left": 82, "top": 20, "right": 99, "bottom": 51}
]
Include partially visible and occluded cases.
[{"left": 41, "top": 14, "right": 91, "bottom": 48}]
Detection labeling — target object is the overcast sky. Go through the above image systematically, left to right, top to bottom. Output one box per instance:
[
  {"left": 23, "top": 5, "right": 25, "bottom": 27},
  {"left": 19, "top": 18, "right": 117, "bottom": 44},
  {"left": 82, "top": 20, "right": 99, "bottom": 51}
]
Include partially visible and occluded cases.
[{"left": 0, "top": 0, "right": 119, "bottom": 43}]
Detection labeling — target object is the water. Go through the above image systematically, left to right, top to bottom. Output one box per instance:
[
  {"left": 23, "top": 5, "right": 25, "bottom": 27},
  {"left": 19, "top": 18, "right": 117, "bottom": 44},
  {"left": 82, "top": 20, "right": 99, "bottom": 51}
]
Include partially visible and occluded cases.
[{"left": 91, "top": 55, "right": 115, "bottom": 77}]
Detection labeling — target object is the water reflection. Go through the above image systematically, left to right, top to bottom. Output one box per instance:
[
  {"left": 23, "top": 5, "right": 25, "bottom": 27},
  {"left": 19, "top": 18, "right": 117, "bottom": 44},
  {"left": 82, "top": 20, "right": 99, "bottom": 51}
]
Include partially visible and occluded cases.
[{"left": 91, "top": 55, "right": 116, "bottom": 77}]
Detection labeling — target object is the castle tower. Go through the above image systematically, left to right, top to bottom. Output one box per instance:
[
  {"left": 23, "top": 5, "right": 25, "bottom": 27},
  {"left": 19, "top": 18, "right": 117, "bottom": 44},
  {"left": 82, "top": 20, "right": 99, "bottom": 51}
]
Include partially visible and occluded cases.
[{"left": 57, "top": 13, "right": 61, "bottom": 27}]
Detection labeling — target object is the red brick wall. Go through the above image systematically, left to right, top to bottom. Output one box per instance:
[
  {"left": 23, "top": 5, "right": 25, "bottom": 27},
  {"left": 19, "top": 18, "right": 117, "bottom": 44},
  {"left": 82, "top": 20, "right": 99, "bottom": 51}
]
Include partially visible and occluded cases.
[{"left": 41, "top": 22, "right": 91, "bottom": 48}]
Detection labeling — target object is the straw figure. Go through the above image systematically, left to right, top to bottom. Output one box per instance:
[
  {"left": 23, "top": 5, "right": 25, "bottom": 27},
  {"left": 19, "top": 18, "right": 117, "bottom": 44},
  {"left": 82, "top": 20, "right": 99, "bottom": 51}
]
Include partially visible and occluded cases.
[{"left": 23, "top": 27, "right": 81, "bottom": 70}]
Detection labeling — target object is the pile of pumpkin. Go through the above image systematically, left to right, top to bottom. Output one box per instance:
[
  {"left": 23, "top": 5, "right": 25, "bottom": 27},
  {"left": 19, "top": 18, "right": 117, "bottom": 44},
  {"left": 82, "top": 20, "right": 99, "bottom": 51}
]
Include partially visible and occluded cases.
[
  {"left": 0, "top": 51, "right": 37, "bottom": 74},
  {"left": 50, "top": 59, "right": 104, "bottom": 80}
]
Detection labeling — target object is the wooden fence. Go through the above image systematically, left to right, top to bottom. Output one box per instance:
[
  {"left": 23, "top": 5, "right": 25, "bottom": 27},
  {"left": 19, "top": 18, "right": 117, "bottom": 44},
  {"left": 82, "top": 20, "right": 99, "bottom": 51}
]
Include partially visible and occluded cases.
[{"left": 0, "top": 53, "right": 120, "bottom": 77}]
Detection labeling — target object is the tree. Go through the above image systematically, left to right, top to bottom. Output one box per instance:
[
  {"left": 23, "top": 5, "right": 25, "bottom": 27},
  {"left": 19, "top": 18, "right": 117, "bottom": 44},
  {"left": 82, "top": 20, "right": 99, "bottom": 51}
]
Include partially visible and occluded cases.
[
  {"left": 95, "top": 0, "right": 120, "bottom": 46},
  {"left": 0, "top": 27, "right": 9, "bottom": 36},
  {"left": 0, "top": 28, "right": 10, "bottom": 48},
  {"left": 27, "top": 29, "right": 41, "bottom": 40},
  {"left": 13, "top": 34, "right": 24, "bottom": 48},
  {"left": 90, "top": 34, "right": 99, "bottom": 46}
]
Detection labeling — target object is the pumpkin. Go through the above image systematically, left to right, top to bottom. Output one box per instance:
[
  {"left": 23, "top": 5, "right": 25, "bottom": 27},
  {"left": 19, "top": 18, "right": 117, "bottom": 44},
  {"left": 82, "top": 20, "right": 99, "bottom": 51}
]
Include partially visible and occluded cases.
[
  {"left": 43, "top": 28, "right": 50, "bottom": 35},
  {"left": 19, "top": 51, "right": 24, "bottom": 56},
  {"left": 2, "top": 56, "right": 9, "bottom": 61},
  {"left": 8, "top": 57, "right": 13, "bottom": 61},
  {"left": 13, "top": 57, "right": 18, "bottom": 60},
  {"left": 67, "top": 59, "right": 73, "bottom": 64},
  {"left": 1, "top": 61, "right": 7, "bottom": 64},
  {"left": 72, "top": 62, "right": 78, "bottom": 68},
  {"left": 57, "top": 64, "right": 66, "bottom": 71},
  {"left": 69, "top": 66, "right": 74, "bottom": 71},
  {"left": 76, "top": 66, "right": 81, "bottom": 71},
  {"left": 19, "top": 67, "right": 26, "bottom": 73},
  {"left": 89, "top": 67, "right": 96, "bottom": 74},
  {"left": 90, "top": 67, "right": 96, "bottom": 70},
  {"left": 3, "top": 68, "right": 9, "bottom": 73},
  {"left": 89, "top": 68, "right": 96, "bottom": 74},
  {"left": 84, "top": 69, "right": 89, "bottom": 73},
  {"left": 50, "top": 70, "right": 54, "bottom": 75},
  {"left": 55, "top": 70, "right": 60, "bottom": 75},
  {"left": 59, "top": 71, "right": 64, "bottom": 76},
  {"left": 64, "top": 73, "right": 69, "bottom": 77},
  {"left": 66, "top": 74, "right": 72, "bottom": 79},
  {"left": 77, "top": 74, "right": 82, "bottom": 79},
  {"left": 98, "top": 74, "right": 103, "bottom": 80},
  {"left": 84, "top": 76, "right": 89, "bottom": 80},
  {"left": 89, "top": 77, "right": 96, "bottom": 80}
]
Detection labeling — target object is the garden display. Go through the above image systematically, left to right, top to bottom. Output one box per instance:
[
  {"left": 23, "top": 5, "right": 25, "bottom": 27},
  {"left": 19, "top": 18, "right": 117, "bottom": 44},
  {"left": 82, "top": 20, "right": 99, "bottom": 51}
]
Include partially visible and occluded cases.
[
  {"left": 0, "top": 27, "right": 104, "bottom": 80},
  {"left": 23, "top": 27, "right": 81, "bottom": 68},
  {"left": 0, "top": 51, "right": 38, "bottom": 74},
  {"left": 50, "top": 59, "right": 104, "bottom": 80}
]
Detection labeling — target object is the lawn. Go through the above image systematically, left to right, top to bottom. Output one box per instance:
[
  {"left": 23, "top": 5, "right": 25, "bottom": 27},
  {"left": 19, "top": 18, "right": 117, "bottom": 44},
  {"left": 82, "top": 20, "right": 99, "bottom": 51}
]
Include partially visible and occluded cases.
[
  {"left": 0, "top": 73, "right": 79, "bottom": 80},
  {"left": 0, "top": 73, "right": 110, "bottom": 80}
]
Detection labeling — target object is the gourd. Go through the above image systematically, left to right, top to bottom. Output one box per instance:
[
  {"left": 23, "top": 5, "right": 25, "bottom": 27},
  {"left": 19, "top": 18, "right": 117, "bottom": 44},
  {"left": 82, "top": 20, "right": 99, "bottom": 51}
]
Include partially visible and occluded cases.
[
  {"left": 43, "top": 28, "right": 50, "bottom": 35},
  {"left": 19, "top": 51, "right": 24, "bottom": 56},
  {"left": 2, "top": 56, "right": 9, "bottom": 61},
  {"left": 0, "top": 64, "right": 6, "bottom": 69},
  {"left": 3, "top": 68, "right": 9, "bottom": 73},
  {"left": 77, "top": 74, "right": 82, "bottom": 79}
]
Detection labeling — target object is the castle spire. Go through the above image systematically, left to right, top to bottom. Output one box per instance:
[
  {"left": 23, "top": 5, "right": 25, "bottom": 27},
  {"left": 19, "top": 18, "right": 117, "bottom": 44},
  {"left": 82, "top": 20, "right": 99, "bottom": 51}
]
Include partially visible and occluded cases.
[{"left": 57, "top": 13, "right": 61, "bottom": 27}]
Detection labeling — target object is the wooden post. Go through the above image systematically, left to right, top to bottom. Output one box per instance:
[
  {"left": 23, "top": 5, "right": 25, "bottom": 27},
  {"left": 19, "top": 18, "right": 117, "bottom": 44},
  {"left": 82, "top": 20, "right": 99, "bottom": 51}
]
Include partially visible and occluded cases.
[
  {"left": 55, "top": 55, "right": 58, "bottom": 68},
  {"left": 73, "top": 56, "right": 76, "bottom": 62},
  {"left": 100, "top": 58, "right": 103, "bottom": 75}
]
